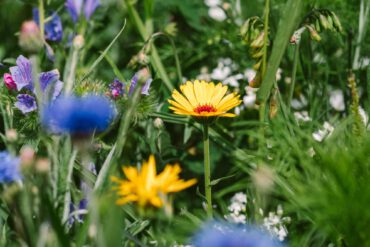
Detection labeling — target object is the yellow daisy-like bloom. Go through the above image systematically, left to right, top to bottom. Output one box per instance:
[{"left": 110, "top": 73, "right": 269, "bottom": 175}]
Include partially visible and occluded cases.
[
  {"left": 168, "top": 80, "right": 242, "bottom": 118},
  {"left": 111, "top": 155, "right": 197, "bottom": 208}
]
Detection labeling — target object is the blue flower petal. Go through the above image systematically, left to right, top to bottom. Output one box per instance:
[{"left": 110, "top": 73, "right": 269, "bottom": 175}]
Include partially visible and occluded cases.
[
  {"left": 66, "top": 0, "right": 83, "bottom": 23},
  {"left": 9, "top": 55, "right": 33, "bottom": 91},
  {"left": 15, "top": 94, "right": 37, "bottom": 114},
  {"left": 0, "top": 151, "right": 22, "bottom": 183}
]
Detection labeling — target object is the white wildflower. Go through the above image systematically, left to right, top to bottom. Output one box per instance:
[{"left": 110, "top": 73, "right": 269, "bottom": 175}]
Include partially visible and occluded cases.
[
  {"left": 204, "top": 0, "right": 221, "bottom": 7},
  {"left": 208, "top": 7, "right": 227, "bottom": 21},
  {"left": 244, "top": 68, "right": 256, "bottom": 83},
  {"left": 276, "top": 68, "right": 282, "bottom": 81},
  {"left": 329, "top": 89, "right": 345, "bottom": 111},
  {"left": 291, "top": 94, "right": 308, "bottom": 109},
  {"left": 359, "top": 107, "right": 369, "bottom": 127},
  {"left": 294, "top": 111, "right": 311, "bottom": 122},
  {"left": 312, "top": 121, "right": 334, "bottom": 142},
  {"left": 225, "top": 192, "right": 247, "bottom": 224},
  {"left": 262, "top": 205, "right": 291, "bottom": 242}
]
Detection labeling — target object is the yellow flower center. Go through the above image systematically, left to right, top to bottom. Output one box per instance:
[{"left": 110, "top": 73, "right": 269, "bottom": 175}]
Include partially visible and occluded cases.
[{"left": 194, "top": 104, "right": 217, "bottom": 114}]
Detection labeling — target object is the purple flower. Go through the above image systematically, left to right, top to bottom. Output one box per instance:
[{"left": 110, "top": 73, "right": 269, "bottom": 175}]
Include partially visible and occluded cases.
[
  {"left": 65, "top": 0, "right": 100, "bottom": 23},
  {"left": 84, "top": 0, "right": 100, "bottom": 20},
  {"left": 33, "top": 8, "right": 63, "bottom": 42},
  {"left": 9, "top": 55, "right": 33, "bottom": 91},
  {"left": 9, "top": 55, "right": 64, "bottom": 107},
  {"left": 38, "top": 69, "right": 64, "bottom": 100},
  {"left": 128, "top": 74, "right": 152, "bottom": 96},
  {"left": 109, "top": 78, "right": 125, "bottom": 99},
  {"left": 141, "top": 78, "right": 152, "bottom": 96},
  {"left": 14, "top": 94, "right": 37, "bottom": 114},
  {"left": 41, "top": 95, "right": 117, "bottom": 135},
  {"left": 0, "top": 151, "right": 21, "bottom": 183},
  {"left": 69, "top": 198, "right": 88, "bottom": 225},
  {"left": 193, "top": 221, "right": 284, "bottom": 247}
]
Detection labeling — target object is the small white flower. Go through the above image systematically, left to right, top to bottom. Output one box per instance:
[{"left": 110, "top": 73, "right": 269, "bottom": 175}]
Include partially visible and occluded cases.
[
  {"left": 204, "top": 0, "right": 221, "bottom": 7},
  {"left": 208, "top": 7, "right": 227, "bottom": 21},
  {"left": 313, "top": 53, "right": 326, "bottom": 64},
  {"left": 211, "top": 65, "right": 231, "bottom": 80},
  {"left": 276, "top": 68, "right": 282, "bottom": 81},
  {"left": 244, "top": 69, "right": 256, "bottom": 83},
  {"left": 224, "top": 73, "right": 243, "bottom": 87},
  {"left": 329, "top": 89, "right": 345, "bottom": 111},
  {"left": 291, "top": 94, "right": 308, "bottom": 109},
  {"left": 359, "top": 107, "right": 369, "bottom": 127},
  {"left": 294, "top": 111, "right": 311, "bottom": 122},
  {"left": 312, "top": 121, "right": 334, "bottom": 142},
  {"left": 262, "top": 205, "right": 290, "bottom": 242}
]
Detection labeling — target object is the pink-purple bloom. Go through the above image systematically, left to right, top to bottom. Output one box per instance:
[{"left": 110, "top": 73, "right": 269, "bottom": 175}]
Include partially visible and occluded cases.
[
  {"left": 65, "top": 0, "right": 100, "bottom": 23},
  {"left": 33, "top": 8, "right": 63, "bottom": 42},
  {"left": 3, "top": 73, "right": 17, "bottom": 90},
  {"left": 109, "top": 79, "right": 125, "bottom": 99}
]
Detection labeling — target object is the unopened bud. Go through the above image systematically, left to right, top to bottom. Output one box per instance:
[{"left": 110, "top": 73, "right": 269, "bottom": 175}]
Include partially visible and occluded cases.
[
  {"left": 319, "top": 14, "right": 330, "bottom": 29},
  {"left": 19, "top": 21, "right": 43, "bottom": 53},
  {"left": 164, "top": 22, "right": 178, "bottom": 37},
  {"left": 306, "top": 25, "right": 321, "bottom": 42},
  {"left": 250, "top": 32, "right": 265, "bottom": 48},
  {"left": 73, "top": 35, "right": 84, "bottom": 49},
  {"left": 3, "top": 73, "right": 17, "bottom": 90},
  {"left": 154, "top": 117, "right": 163, "bottom": 128},
  {"left": 5, "top": 129, "right": 18, "bottom": 142},
  {"left": 20, "top": 146, "right": 35, "bottom": 167},
  {"left": 35, "top": 158, "right": 50, "bottom": 173},
  {"left": 252, "top": 166, "right": 275, "bottom": 193}
]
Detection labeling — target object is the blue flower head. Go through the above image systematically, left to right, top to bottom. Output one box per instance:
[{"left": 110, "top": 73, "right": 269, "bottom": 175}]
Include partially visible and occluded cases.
[
  {"left": 65, "top": 0, "right": 100, "bottom": 23},
  {"left": 33, "top": 8, "right": 63, "bottom": 42},
  {"left": 128, "top": 74, "right": 153, "bottom": 96},
  {"left": 41, "top": 95, "right": 117, "bottom": 135},
  {"left": 0, "top": 151, "right": 22, "bottom": 183},
  {"left": 193, "top": 221, "right": 284, "bottom": 247}
]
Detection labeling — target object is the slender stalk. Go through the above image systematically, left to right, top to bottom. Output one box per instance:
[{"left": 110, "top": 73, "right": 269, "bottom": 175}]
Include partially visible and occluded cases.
[
  {"left": 38, "top": 0, "right": 45, "bottom": 40},
  {"left": 258, "top": 0, "right": 270, "bottom": 150},
  {"left": 288, "top": 43, "right": 300, "bottom": 110},
  {"left": 65, "top": 47, "right": 79, "bottom": 94},
  {"left": 30, "top": 55, "right": 43, "bottom": 114},
  {"left": 203, "top": 123, "right": 213, "bottom": 218},
  {"left": 62, "top": 150, "right": 78, "bottom": 224}
]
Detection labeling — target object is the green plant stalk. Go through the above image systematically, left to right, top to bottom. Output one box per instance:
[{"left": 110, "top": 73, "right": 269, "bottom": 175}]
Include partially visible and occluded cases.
[
  {"left": 38, "top": 0, "right": 45, "bottom": 40},
  {"left": 257, "top": 0, "right": 305, "bottom": 103},
  {"left": 258, "top": 0, "right": 270, "bottom": 150},
  {"left": 125, "top": 2, "right": 174, "bottom": 92},
  {"left": 288, "top": 43, "right": 300, "bottom": 111},
  {"left": 65, "top": 47, "right": 79, "bottom": 94},
  {"left": 30, "top": 55, "right": 43, "bottom": 114},
  {"left": 203, "top": 123, "right": 213, "bottom": 218},
  {"left": 62, "top": 149, "right": 77, "bottom": 224}
]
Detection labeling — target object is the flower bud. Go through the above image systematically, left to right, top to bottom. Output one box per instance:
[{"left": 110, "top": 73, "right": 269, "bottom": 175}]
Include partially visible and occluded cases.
[
  {"left": 319, "top": 14, "right": 329, "bottom": 29},
  {"left": 19, "top": 21, "right": 44, "bottom": 53},
  {"left": 306, "top": 25, "right": 321, "bottom": 42},
  {"left": 73, "top": 35, "right": 84, "bottom": 49},
  {"left": 3, "top": 73, "right": 17, "bottom": 90},
  {"left": 154, "top": 117, "right": 163, "bottom": 129},
  {"left": 5, "top": 129, "right": 18, "bottom": 142},
  {"left": 20, "top": 146, "right": 35, "bottom": 168},
  {"left": 35, "top": 158, "right": 50, "bottom": 173},
  {"left": 252, "top": 166, "right": 275, "bottom": 193}
]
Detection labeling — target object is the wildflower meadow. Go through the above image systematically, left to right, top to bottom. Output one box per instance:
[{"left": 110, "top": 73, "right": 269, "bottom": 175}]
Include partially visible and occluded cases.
[{"left": 0, "top": 0, "right": 369, "bottom": 246}]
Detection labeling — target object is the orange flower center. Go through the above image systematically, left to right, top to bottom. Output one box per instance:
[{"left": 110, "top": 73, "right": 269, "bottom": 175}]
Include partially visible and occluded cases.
[{"left": 194, "top": 104, "right": 217, "bottom": 114}]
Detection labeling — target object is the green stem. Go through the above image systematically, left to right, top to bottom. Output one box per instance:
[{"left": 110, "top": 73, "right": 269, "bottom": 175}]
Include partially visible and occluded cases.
[
  {"left": 38, "top": 0, "right": 45, "bottom": 40},
  {"left": 261, "top": 0, "right": 270, "bottom": 77},
  {"left": 288, "top": 43, "right": 300, "bottom": 111},
  {"left": 65, "top": 47, "right": 79, "bottom": 94},
  {"left": 30, "top": 55, "right": 43, "bottom": 114},
  {"left": 203, "top": 123, "right": 213, "bottom": 218},
  {"left": 62, "top": 149, "right": 77, "bottom": 224}
]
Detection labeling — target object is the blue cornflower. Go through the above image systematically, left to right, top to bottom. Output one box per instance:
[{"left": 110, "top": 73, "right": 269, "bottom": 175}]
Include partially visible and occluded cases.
[
  {"left": 65, "top": 0, "right": 100, "bottom": 23},
  {"left": 33, "top": 8, "right": 63, "bottom": 42},
  {"left": 9, "top": 55, "right": 64, "bottom": 114},
  {"left": 41, "top": 95, "right": 117, "bottom": 135},
  {"left": 0, "top": 151, "right": 21, "bottom": 183},
  {"left": 193, "top": 221, "right": 283, "bottom": 247}
]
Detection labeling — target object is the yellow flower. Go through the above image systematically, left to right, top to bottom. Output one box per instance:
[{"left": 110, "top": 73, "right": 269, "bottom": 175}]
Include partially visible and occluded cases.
[
  {"left": 168, "top": 80, "right": 242, "bottom": 118},
  {"left": 111, "top": 155, "right": 197, "bottom": 208}
]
